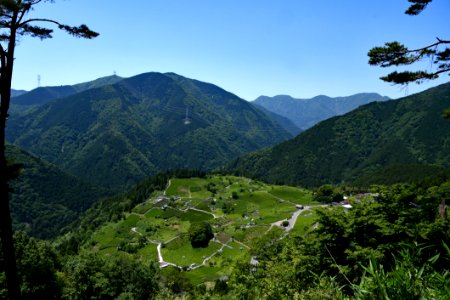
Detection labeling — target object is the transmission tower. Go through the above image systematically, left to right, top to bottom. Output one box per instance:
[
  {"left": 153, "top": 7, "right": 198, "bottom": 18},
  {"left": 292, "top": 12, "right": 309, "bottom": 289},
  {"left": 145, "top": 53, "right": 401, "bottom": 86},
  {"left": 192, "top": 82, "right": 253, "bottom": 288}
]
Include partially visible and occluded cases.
[{"left": 184, "top": 107, "right": 191, "bottom": 125}]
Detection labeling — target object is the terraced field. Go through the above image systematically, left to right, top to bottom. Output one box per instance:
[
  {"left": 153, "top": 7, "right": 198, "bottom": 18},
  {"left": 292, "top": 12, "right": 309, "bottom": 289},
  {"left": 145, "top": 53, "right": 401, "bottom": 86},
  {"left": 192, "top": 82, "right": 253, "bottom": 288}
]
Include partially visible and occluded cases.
[{"left": 88, "top": 175, "right": 319, "bottom": 284}]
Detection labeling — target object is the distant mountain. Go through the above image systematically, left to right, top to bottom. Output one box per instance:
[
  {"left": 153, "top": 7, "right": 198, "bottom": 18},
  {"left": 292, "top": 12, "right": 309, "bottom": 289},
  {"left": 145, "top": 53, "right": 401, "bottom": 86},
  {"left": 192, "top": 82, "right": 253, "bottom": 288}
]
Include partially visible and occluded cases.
[
  {"left": 7, "top": 72, "right": 291, "bottom": 190},
  {"left": 11, "top": 75, "right": 123, "bottom": 106},
  {"left": 226, "top": 83, "right": 450, "bottom": 187},
  {"left": 11, "top": 89, "right": 27, "bottom": 97},
  {"left": 253, "top": 93, "right": 390, "bottom": 130},
  {"left": 250, "top": 104, "right": 302, "bottom": 136},
  {"left": 7, "top": 145, "right": 107, "bottom": 239}
]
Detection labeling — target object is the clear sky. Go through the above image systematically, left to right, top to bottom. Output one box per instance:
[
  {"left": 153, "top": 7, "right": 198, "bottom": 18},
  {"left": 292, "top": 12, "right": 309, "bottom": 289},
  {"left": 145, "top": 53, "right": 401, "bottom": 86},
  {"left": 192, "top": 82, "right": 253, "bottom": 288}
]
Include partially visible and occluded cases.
[{"left": 10, "top": 0, "right": 450, "bottom": 100}]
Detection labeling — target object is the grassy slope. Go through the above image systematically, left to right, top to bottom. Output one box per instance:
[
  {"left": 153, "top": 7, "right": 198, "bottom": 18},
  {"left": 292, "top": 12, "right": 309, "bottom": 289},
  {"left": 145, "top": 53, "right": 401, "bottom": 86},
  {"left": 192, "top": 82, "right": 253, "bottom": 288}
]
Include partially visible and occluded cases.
[{"left": 84, "top": 175, "right": 317, "bottom": 284}]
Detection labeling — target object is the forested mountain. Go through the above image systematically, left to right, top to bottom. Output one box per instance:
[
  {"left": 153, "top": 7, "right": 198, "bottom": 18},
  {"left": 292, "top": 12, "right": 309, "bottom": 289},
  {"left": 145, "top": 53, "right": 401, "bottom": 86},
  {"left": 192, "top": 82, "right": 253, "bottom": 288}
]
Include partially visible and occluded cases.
[
  {"left": 7, "top": 72, "right": 291, "bottom": 190},
  {"left": 10, "top": 75, "right": 122, "bottom": 106},
  {"left": 227, "top": 82, "right": 450, "bottom": 186},
  {"left": 253, "top": 93, "right": 390, "bottom": 130},
  {"left": 6, "top": 145, "right": 107, "bottom": 239}
]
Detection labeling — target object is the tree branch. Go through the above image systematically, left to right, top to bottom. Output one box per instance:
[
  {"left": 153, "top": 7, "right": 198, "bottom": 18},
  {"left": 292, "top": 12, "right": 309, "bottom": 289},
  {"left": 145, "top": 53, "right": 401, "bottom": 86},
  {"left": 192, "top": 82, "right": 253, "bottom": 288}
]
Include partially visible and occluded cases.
[
  {"left": 19, "top": 18, "right": 98, "bottom": 38},
  {"left": 406, "top": 38, "right": 450, "bottom": 53}
]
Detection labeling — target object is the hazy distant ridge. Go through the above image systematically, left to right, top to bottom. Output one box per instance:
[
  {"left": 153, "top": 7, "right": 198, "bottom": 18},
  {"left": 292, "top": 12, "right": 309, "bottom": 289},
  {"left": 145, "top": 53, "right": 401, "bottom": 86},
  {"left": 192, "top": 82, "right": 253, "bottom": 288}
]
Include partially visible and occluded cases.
[{"left": 254, "top": 93, "right": 390, "bottom": 130}]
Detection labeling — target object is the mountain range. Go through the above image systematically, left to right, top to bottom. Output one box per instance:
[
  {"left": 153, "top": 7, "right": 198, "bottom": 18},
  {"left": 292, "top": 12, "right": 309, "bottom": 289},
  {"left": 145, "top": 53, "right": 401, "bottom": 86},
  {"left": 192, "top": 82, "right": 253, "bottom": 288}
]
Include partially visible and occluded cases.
[
  {"left": 7, "top": 72, "right": 292, "bottom": 190},
  {"left": 11, "top": 75, "right": 123, "bottom": 106},
  {"left": 227, "top": 82, "right": 450, "bottom": 186},
  {"left": 253, "top": 93, "right": 390, "bottom": 130}
]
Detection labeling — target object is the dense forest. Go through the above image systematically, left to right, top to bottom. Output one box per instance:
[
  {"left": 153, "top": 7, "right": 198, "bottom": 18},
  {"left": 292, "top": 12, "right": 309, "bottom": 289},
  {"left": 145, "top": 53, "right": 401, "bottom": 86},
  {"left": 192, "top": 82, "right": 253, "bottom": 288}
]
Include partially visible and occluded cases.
[
  {"left": 7, "top": 72, "right": 292, "bottom": 191},
  {"left": 226, "top": 82, "right": 450, "bottom": 187}
]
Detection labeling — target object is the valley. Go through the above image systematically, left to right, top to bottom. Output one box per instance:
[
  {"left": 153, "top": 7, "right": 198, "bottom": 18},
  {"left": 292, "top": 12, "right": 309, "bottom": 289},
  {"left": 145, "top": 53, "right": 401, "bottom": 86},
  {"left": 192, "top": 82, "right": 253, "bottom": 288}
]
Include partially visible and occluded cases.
[
  {"left": 0, "top": 1, "right": 449, "bottom": 298},
  {"left": 2, "top": 77, "right": 450, "bottom": 298},
  {"left": 85, "top": 175, "right": 318, "bottom": 284}
]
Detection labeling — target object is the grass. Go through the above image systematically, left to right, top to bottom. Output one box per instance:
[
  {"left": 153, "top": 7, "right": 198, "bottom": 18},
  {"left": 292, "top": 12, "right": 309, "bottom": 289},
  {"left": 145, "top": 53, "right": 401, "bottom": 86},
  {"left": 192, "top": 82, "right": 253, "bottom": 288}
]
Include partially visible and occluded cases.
[
  {"left": 87, "top": 175, "right": 319, "bottom": 285},
  {"left": 268, "top": 185, "right": 315, "bottom": 204},
  {"left": 132, "top": 200, "right": 155, "bottom": 214},
  {"left": 290, "top": 208, "right": 318, "bottom": 235},
  {"left": 181, "top": 209, "right": 214, "bottom": 222},
  {"left": 122, "top": 214, "right": 140, "bottom": 227},
  {"left": 92, "top": 223, "right": 126, "bottom": 251},
  {"left": 161, "top": 239, "right": 221, "bottom": 266},
  {"left": 137, "top": 243, "right": 159, "bottom": 261},
  {"left": 185, "top": 266, "right": 224, "bottom": 285}
]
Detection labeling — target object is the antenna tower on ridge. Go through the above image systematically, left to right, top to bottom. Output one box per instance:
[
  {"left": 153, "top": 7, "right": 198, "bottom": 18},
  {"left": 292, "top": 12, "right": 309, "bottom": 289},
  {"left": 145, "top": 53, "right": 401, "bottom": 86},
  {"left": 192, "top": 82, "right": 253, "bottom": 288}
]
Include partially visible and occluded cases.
[
  {"left": 37, "top": 75, "right": 41, "bottom": 87},
  {"left": 184, "top": 107, "right": 191, "bottom": 125}
]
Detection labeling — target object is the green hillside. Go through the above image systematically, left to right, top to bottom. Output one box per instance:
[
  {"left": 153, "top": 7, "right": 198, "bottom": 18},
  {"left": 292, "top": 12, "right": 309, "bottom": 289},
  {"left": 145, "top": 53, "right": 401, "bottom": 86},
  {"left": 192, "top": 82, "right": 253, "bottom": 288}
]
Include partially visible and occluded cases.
[
  {"left": 7, "top": 72, "right": 291, "bottom": 190},
  {"left": 10, "top": 75, "right": 122, "bottom": 106},
  {"left": 227, "top": 82, "right": 450, "bottom": 186},
  {"left": 6, "top": 145, "right": 107, "bottom": 239},
  {"left": 55, "top": 174, "right": 450, "bottom": 298},
  {"left": 71, "top": 175, "right": 315, "bottom": 285}
]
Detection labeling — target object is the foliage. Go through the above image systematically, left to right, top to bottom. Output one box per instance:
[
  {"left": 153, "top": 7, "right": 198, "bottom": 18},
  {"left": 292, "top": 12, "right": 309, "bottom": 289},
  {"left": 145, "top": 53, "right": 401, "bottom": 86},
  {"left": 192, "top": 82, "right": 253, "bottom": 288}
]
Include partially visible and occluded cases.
[
  {"left": 368, "top": 0, "right": 449, "bottom": 85},
  {"left": 7, "top": 72, "right": 292, "bottom": 190},
  {"left": 225, "top": 83, "right": 450, "bottom": 187},
  {"left": 6, "top": 145, "right": 108, "bottom": 239},
  {"left": 57, "top": 170, "right": 208, "bottom": 255},
  {"left": 221, "top": 182, "right": 450, "bottom": 298},
  {"left": 188, "top": 222, "right": 214, "bottom": 248},
  {"left": 0, "top": 231, "right": 62, "bottom": 299},
  {"left": 62, "top": 253, "right": 159, "bottom": 300}
]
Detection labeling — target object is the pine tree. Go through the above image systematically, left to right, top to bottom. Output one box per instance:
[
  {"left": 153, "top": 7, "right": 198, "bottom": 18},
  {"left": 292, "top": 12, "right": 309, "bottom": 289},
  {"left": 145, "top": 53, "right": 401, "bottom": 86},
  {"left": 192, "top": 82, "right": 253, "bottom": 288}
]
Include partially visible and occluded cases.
[
  {"left": 368, "top": 0, "right": 449, "bottom": 85},
  {"left": 0, "top": 1, "right": 98, "bottom": 298}
]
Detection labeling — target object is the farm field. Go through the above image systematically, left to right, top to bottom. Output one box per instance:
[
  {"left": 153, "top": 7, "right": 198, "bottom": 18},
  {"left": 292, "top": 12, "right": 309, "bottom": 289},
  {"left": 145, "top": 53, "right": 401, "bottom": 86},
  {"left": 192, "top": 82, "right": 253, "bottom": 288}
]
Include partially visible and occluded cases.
[{"left": 87, "top": 175, "right": 319, "bottom": 284}]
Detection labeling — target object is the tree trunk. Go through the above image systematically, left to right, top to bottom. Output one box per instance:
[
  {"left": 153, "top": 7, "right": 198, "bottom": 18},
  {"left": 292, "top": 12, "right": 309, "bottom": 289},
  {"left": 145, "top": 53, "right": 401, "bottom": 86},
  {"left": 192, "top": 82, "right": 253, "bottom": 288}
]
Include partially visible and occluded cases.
[
  {"left": 0, "top": 28, "right": 21, "bottom": 297},
  {"left": 0, "top": 123, "right": 21, "bottom": 300}
]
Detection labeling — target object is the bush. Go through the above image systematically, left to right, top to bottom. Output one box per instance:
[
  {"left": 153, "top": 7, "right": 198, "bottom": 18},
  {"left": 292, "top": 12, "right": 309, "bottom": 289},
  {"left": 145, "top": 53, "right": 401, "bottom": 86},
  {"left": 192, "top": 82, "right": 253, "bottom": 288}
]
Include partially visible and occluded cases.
[{"left": 188, "top": 222, "right": 214, "bottom": 248}]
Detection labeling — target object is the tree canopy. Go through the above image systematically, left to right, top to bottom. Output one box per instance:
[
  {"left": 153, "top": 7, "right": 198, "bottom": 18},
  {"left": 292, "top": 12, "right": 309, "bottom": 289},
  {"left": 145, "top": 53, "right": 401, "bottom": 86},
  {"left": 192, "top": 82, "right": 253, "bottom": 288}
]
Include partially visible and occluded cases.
[
  {"left": 368, "top": 0, "right": 449, "bottom": 85},
  {"left": 188, "top": 222, "right": 214, "bottom": 248}
]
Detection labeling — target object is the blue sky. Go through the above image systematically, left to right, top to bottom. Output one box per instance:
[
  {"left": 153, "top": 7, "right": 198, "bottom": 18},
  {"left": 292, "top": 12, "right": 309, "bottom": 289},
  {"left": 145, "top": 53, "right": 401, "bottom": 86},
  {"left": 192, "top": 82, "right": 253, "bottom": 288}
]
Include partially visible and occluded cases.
[{"left": 11, "top": 0, "right": 450, "bottom": 100}]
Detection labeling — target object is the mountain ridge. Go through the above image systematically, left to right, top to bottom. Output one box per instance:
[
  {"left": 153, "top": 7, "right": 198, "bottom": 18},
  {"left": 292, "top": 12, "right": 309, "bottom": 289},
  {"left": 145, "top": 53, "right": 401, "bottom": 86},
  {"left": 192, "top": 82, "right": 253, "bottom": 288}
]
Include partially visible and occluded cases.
[
  {"left": 7, "top": 72, "right": 292, "bottom": 190},
  {"left": 11, "top": 75, "right": 123, "bottom": 106},
  {"left": 227, "top": 82, "right": 450, "bottom": 186},
  {"left": 254, "top": 92, "right": 390, "bottom": 130}
]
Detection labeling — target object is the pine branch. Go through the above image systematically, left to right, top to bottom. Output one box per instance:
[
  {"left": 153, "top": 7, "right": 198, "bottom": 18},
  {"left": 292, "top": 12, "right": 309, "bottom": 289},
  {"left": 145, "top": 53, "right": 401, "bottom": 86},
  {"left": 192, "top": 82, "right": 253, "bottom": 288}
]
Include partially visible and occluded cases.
[{"left": 19, "top": 18, "right": 98, "bottom": 38}]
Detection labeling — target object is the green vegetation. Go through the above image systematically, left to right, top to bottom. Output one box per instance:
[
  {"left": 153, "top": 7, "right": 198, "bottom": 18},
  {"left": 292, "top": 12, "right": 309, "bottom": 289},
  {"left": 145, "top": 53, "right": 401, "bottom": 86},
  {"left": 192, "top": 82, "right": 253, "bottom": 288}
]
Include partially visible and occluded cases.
[
  {"left": 7, "top": 72, "right": 292, "bottom": 191},
  {"left": 227, "top": 82, "right": 450, "bottom": 187},
  {"left": 6, "top": 145, "right": 108, "bottom": 239},
  {"left": 1, "top": 173, "right": 449, "bottom": 299},
  {"left": 62, "top": 175, "right": 318, "bottom": 287},
  {"left": 222, "top": 182, "right": 450, "bottom": 299},
  {"left": 189, "top": 222, "right": 214, "bottom": 248}
]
